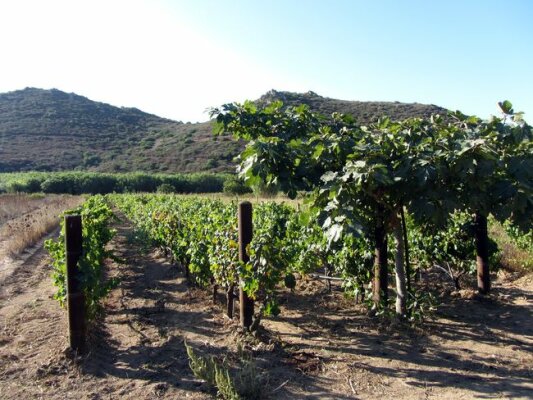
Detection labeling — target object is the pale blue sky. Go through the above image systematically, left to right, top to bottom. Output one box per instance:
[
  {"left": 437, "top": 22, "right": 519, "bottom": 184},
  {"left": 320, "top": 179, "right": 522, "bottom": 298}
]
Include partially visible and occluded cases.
[{"left": 0, "top": 0, "right": 531, "bottom": 122}]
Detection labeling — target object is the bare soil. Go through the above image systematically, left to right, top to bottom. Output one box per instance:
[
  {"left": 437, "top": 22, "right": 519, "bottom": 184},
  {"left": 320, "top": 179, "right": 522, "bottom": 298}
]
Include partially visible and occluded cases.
[{"left": 0, "top": 215, "right": 532, "bottom": 399}]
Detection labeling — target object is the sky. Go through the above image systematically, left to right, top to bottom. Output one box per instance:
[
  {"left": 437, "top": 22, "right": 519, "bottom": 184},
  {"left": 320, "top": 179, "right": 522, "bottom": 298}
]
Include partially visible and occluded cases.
[{"left": 0, "top": 0, "right": 531, "bottom": 122}]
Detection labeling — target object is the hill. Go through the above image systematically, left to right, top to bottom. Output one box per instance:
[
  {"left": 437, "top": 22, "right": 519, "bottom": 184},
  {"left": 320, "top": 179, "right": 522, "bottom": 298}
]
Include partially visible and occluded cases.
[
  {"left": 0, "top": 88, "right": 446, "bottom": 173},
  {"left": 0, "top": 88, "right": 240, "bottom": 173},
  {"left": 258, "top": 90, "right": 446, "bottom": 123}
]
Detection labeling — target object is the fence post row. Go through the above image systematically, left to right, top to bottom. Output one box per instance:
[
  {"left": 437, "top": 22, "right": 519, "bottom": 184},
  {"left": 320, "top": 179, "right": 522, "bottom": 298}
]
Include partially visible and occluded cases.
[
  {"left": 238, "top": 201, "right": 254, "bottom": 330},
  {"left": 64, "top": 215, "right": 86, "bottom": 353}
]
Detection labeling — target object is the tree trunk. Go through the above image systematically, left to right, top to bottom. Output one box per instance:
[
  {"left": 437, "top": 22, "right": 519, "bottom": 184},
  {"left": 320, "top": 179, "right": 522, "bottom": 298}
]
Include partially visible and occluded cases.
[
  {"left": 400, "top": 207, "right": 411, "bottom": 293},
  {"left": 474, "top": 212, "right": 490, "bottom": 294},
  {"left": 373, "top": 215, "right": 388, "bottom": 306},
  {"left": 393, "top": 217, "right": 407, "bottom": 316},
  {"left": 324, "top": 261, "right": 332, "bottom": 293},
  {"left": 184, "top": 263, "right": 190, "bottom": 282},
  {"left": 212, "top": 283, "right": 218, "bottom": 304},
  {"left": 355, "top": 284, "right": 365, "bottom": 304},
  {"left": 226, "top": 285, "right": 234, "bottom": 318}
]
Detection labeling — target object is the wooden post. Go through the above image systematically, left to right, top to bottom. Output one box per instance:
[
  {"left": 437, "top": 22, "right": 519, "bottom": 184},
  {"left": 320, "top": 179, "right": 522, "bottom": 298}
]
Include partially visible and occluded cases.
[
  {"left": 238, "top": 202, "right": 254, "bottom": 330},
  {"left": 475, "top": 212, "right": 490, "bottom": 294},
  {"left": 65, "top": 215, "right": 86, "bottom": 353}
]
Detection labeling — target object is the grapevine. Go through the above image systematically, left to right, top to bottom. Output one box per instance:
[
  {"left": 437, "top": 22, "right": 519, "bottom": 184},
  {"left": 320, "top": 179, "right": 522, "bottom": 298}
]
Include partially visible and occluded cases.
[{"left": 45, "top": 195, "right": 119, "bottom": 322}]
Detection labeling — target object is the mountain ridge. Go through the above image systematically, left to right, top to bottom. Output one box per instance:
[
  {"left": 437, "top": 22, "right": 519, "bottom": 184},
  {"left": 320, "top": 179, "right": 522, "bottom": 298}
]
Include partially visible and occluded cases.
[
  {"left": 0, "top": 87, "right": 447, "bottom": 173},
  {"left": 257, "top": 89, "right": 447, "bottom": 122}
]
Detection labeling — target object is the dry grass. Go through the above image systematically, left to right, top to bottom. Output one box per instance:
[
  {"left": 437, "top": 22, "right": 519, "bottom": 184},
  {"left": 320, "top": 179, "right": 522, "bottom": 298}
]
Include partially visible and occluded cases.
[
  {"left": 0, "top": 194, "right": 48, "bottom": 227},
  {"left": 0, "top": 195, "right": 84, "bottom": 257},
  {"left": 489, "top": 220, "right": 533, "bottom": 274}
]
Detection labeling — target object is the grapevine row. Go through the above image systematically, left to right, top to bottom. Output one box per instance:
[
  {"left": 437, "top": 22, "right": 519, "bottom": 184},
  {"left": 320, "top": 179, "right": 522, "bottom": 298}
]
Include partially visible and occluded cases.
[
  {"left": 110, "top": 193, "right": 490, "bottom": 325},
  {"left": 110, "top": 194, "right": 305, "bottom": 328},
  {"left": 45, "top": 195, "right": 118, "bottom": 340}
]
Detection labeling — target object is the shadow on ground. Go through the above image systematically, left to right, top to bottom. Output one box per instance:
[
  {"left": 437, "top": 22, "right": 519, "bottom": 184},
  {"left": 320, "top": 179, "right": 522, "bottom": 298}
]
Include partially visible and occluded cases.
[
  {"left": 80, "top": 215, "right": 532, "bottom": 399},
  {"left": 265, "top": 277, "right": 533, "bottom": 399}
]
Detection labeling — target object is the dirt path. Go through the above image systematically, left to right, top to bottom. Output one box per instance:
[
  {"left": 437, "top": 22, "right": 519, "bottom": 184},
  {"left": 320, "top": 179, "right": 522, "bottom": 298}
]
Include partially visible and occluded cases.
[
  {"left": 0, "top": 215, "right": 532, "bottom": 399},
  {"left": 0, "top": 215, "right": 215, "bottom": 399},
  {"left": 264, "top": 280, "right": 533, "bottom": 399}
]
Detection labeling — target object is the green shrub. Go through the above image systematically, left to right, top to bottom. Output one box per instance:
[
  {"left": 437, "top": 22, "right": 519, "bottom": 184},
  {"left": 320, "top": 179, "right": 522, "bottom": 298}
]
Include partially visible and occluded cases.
[
  {"left": 206, "top": 158, "right": 219, "bottom": 169},
  {"left": 0, "top": 171, "right": 229, "bottom": 195},
  {"left": 41, "top": 176, "right": 75, "bottom": 194},
  {"left": 223, "top": 177, "right": 253, "bottom": 195},
  {"left": 6, "top": 180, "right": 28, "bottom": 193},
  {"left": 252, "top": 181, "right": 278, "bottom": 197},
  {"left": 156, "top": 183, "right": 175, "bottom": 193},
  {"left": 409, "top": 211, "right": 499, "bottom": 289},
  {"left": 504, "top": 221, "right": 533, "bottom": 253},
  {"left": 185, "top": 342, "right": 263, "bottom": 400}
]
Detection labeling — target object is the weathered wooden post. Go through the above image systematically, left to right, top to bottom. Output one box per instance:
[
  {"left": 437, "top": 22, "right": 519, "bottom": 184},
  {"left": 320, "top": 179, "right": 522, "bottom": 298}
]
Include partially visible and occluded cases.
[
  {"left": 238, "top": 201, "right": 253, "bottom": 330},
  {"left": 65, "top": 215, "right": 86, "bottom": 353}
]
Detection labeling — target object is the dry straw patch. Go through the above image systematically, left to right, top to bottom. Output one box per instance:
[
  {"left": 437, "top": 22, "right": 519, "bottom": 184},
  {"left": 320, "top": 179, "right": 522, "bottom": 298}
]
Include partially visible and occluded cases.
[
  {"left": 0, "top": 194, "right": 49, "bottom": 227},
  {"left": 0, "top": 195, "right": 83, "bottom": 257}
]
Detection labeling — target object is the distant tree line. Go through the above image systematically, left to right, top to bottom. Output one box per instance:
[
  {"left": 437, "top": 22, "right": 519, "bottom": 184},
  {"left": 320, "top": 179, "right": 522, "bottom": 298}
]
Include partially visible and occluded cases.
[{"left": 0, "top": 171, "right": 243, "bottom": 195}]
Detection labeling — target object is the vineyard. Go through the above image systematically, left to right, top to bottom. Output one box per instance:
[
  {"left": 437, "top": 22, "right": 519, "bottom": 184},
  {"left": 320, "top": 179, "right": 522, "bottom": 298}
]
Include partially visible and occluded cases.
[
  {"left": 0, "top": 100, "right": 532, "bottom": 399},
  {"left": 0, "top": 190, "right": 532, "bottom": 398},
  {"left": 109, "top": 194, "right": 497, "bottom": 325}
]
